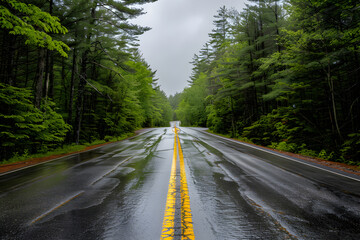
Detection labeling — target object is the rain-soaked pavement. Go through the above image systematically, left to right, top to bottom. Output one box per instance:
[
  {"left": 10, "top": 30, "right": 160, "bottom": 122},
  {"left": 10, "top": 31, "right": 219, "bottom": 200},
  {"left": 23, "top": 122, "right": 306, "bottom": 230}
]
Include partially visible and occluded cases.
[{"left": 0, "top": 125, "right": 360, "bottom": 240}]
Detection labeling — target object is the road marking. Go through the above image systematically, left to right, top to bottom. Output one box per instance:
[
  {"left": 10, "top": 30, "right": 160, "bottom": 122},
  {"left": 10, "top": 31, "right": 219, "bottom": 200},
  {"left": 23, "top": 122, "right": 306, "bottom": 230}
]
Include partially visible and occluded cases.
[
  {"left": 161, "top": 127, "right": 195, "bottom": 240},
  {"left": 176, "top": 133, "right": 195, "bottom": 240},
  {"left": 161, "top": 134, "right": 178, "bottom": 239},
  {"left": 30, "top": 191, "right": 84, "bottom": 225}
]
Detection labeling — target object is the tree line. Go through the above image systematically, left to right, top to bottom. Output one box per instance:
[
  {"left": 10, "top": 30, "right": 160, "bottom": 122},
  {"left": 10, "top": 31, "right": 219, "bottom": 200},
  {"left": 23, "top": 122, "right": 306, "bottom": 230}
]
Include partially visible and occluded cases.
[
  {"left": 0, "top": 0, "right": 173, "bottom": 162},
  {"left": 172, "top": 0, "right": 360, "bottom": 164}
]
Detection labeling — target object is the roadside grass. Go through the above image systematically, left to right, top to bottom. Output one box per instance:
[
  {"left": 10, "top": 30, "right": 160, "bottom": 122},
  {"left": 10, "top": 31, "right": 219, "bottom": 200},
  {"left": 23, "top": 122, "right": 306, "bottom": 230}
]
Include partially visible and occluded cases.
[{"left": 0, "top": 133, "right": 134, "bottom": 166}]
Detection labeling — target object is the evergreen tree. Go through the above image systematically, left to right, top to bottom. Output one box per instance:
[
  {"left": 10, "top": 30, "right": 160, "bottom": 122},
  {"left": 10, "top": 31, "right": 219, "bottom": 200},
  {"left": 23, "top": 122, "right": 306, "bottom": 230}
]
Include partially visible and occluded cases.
[
  {"left": 0, "top": 0, "right": 177, "bottom": 163},
  {"left": 175, "top": 1, "right": 360, "bottom": 163}
]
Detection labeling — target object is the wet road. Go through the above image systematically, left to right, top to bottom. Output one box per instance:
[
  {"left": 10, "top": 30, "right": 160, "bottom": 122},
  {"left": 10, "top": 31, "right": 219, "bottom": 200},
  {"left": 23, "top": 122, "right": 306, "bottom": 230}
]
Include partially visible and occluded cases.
[{"left": 0, "top": 126, "right": 360, "bottom": 240}]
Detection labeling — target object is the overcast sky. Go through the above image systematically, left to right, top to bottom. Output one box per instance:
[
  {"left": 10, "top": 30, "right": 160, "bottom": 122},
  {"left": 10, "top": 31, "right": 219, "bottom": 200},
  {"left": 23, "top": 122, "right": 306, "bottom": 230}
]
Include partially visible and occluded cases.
[{"left": 132, "top": 0, "right": 247, "bottom": 96}]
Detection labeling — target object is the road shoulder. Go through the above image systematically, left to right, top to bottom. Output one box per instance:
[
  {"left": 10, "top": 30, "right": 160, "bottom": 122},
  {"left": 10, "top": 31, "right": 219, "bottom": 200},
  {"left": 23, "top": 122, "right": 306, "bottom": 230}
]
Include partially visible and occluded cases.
[
  {"left": 0, "top": 129, "right": 152, "bottom": 174},
  {"left": 199, "top": 129, "right": 360, "bottom": 177}
]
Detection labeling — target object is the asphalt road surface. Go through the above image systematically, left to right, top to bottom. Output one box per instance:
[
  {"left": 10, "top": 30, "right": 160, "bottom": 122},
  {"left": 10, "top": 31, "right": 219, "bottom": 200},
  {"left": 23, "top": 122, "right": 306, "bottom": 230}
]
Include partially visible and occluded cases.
[{"left": 1, "top": 126, "right": 359, "bottom": 240}]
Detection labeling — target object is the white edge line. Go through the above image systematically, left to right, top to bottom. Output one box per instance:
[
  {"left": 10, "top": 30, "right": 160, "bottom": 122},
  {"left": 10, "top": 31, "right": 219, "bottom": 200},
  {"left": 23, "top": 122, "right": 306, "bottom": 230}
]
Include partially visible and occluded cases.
[{"left": 197, "top": 129, "right": 360, "bottom": 182}]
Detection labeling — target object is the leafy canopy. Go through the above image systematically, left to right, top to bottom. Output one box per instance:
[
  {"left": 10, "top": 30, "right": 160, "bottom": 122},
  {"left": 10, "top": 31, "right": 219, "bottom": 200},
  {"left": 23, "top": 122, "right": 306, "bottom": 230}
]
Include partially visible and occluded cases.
[{"left": 0, "top": 0, "right": 70, "bottom": 57}]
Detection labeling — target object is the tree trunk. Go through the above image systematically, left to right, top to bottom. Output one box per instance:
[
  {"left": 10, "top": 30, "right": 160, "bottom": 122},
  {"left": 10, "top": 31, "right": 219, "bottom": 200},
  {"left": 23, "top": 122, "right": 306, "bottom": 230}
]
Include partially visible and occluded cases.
[
  {"left": 46, "top": 0, "right": 54, "bottom": 99},
  {"left": 274, "top": 1, "right": 281, "bottom": 53},
  {"left": 74, "top": 4, "right": 96, "bottom": 143},
  {"left": 0, "top": 33, "right": 6, "bottom": 83},
  {"left": 3, "top": 34, "right": 17, "bottom": 85},
  {"left": 12, "top": 42, "right": 20, "bottom": 86},
  {"left": 25, "top": 46, "right": 29, "bottom": 87},
  {"left": 353, "top": 46, "right": 360, "bottom": 132},
  {"left": 35, "top": 48, "right": 46, "bottom": 108},
  {"left": 249, "top": 48, "right": 258, "bottom": 122},
  {"left": 44, "top": 49, "right": 50, "bottom": 99},
  {"left": 68, "top": 50, "right": 77, "bottom": 124},
  {"left": 74, "top": 51, "right": 87, "bottom": 144},
  {"left": 48, "top": 52, "right": 54, "bottom": 99},
  {"left": 61, "top": 57, "right": 67, "bottom": 112},
  {"left": 327, "top": 60, "right": 342, "bottom": 143},
  {"left": 230, "top": 97, "right": 236, "bottom": 138}
]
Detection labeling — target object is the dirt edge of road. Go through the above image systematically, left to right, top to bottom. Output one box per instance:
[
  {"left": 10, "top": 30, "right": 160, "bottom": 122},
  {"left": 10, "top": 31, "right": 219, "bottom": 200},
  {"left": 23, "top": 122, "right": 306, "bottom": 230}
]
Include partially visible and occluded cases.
[
  {"left": 0, "top": 129, "right": 151, "bottom": 174},
  {"left": 0, "top": 142, "right": 113, "bottom": 174}
]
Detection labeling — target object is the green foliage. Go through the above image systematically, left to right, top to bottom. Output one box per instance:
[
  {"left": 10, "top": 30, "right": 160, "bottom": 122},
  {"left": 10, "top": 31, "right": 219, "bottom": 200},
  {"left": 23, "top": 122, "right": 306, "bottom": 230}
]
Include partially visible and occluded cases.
[
  {"left": 0, "top": 0, "right": 70, "bottom": 57},
  {"left": 0, "top": 0, "right": 170, "bottom": 164},
  {"left": 1, "top": 0, "right": 359, "bottom": 166},
  {"left": 173, "top": 1, "right": 360, "bottom": 165},
  {"left": 176, "top": 72, "right": 207, "bottom": 126},
  {"left": 0, "top": 83, "right": 70, "bottom": 159},
  {"left": 0, "top": 83, "right": 43, "bottom": 159},
  {"left": 152, "top": 89, "right": 173, "bottom": 127},
  {"left": 168, "top": 92, "right": 182, "bottom": 120},
  {"left": 168, "top": 93, "right": 182, "bottom": 110},
  {"left": 36, "top": 100, "right": 71, "bottom": 151},
  {"left": 206, "top": 103, "right": 226, "bottom": 133},
  {"left": 242, "top": 107, "right": 308, "bottom": 146},
  {"left": 242, "top": 115, "right": 275, "bottom": 146},
  {"left": 341, "top": 132, "right": 360, "bottom": 164},
  {"left": 270, "top": 141, "right": 298, "bottom": 153},
  {"left": 297, "top": 145, "right": 317, "bottom": 158},
  {"left": 317, "top": 149, "right": 335, "bottom": 161},
  {"left": 2, "top": 150, "right": 30, "bottom": 164}
]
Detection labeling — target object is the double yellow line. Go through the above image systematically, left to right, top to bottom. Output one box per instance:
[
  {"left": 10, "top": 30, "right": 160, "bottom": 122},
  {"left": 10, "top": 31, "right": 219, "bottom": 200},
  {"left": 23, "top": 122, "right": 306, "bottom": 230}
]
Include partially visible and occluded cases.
[{"left": 161, "top": 127, "right": 195, "bottom": 240}]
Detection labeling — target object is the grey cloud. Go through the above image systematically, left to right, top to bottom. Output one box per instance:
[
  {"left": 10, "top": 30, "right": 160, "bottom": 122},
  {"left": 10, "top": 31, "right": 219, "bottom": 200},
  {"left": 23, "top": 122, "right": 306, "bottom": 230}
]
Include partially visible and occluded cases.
[{"left": 133, "top": 0, "right": 247, "bottom": 96}]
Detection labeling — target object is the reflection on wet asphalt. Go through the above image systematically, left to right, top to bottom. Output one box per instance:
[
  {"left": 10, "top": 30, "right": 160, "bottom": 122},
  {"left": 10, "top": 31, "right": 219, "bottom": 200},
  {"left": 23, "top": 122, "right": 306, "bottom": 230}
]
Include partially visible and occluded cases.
[{"left": 0, "top": 127, "right": 359, "bottom": 240}]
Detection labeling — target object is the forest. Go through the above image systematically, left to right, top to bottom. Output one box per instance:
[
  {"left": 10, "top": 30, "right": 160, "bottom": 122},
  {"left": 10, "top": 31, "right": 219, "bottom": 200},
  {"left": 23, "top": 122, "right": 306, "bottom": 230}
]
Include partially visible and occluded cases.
[
  {"left": 0, "top": 0, "right": 173, "bottom": 163},
  {"left": 1, "top": 0, "right": 360, "bottom": 166},
  {"left": 171, "top": 0, "right": 360, "bottom": 165}
]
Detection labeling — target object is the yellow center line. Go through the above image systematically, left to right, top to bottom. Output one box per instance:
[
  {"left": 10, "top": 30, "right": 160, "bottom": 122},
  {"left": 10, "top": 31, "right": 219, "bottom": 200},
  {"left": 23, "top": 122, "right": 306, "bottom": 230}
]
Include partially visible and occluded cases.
[
  {"left": 161, "top": 126, "right": 195, "bottom": 240},
  {"left": 160, "top": 133, "right": 178, "bottom": 239},
  {"left": 176, "top": 133, "right": 195, "bottom": 240}
]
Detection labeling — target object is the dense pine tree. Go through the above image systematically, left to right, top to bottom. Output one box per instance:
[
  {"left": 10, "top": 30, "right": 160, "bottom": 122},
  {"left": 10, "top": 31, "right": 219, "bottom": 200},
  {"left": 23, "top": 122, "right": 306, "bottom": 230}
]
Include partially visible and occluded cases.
[
  {"left": 0, "top": 0, "right": 174, "bottom": 162},
  {"left": 175, "top": 1, "right": 360, "bottom": 164}
]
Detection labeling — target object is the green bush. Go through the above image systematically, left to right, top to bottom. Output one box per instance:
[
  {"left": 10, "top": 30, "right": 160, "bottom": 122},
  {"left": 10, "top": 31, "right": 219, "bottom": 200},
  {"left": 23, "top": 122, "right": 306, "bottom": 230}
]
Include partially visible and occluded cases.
[
  {"left": 0, "top": 83, "right": 70, "bottom": 160},
  {"left": 242, "top": 107, "right": 306, "bottom": 146},
  {"left": 242, "top": 115, "right": 275, "bottom": 146},
  {"left": 340, "top": 132, "right": 360, "bottom": 164},
  {"left": 270, "top": 141, "right": 298, "bottom": 152},
  {"left": 297, "top": 145, "right": 317, "bottom": 157},
  {"left": 312, "top": 149, "right": 337, "bottom": 161}
]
